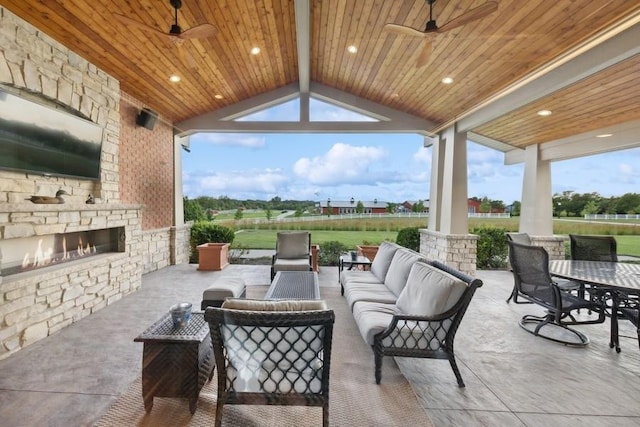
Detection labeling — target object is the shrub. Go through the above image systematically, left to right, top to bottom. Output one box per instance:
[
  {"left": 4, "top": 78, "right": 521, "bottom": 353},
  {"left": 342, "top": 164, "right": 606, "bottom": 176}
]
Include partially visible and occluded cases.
[
  {"left": 190, "top": 221, "right": 235, "bottom": 263},
  {"left": 471, "top": 226, "right": 508, "bottom": 269},
  {"left": 396, "top": 227, "right": 420, "bottom": 251},
  {"left": 318, "top": 240, "right": 349, "bottom": 266}
]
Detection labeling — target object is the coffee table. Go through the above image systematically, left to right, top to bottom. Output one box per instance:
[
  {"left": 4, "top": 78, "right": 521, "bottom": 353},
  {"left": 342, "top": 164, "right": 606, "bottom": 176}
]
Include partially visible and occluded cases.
[
  {"left": 265, "top": 271, "right": 320, "bottom": 300},
  {"left": 134, "top": 311, "right": 214, "bottom": 414}
]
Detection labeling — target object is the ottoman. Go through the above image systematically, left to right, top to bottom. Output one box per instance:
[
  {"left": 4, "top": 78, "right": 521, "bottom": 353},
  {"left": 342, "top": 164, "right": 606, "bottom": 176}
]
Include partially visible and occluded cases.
[{"left": 201, "top": 278, "right": 246, "bottom": 309}]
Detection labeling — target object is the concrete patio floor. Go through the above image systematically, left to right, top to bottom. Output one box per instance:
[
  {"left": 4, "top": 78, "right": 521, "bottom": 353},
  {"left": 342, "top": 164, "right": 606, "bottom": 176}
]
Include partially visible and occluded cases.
[{"left": 1, "top": 263, "right": 639, "bottom": 426}]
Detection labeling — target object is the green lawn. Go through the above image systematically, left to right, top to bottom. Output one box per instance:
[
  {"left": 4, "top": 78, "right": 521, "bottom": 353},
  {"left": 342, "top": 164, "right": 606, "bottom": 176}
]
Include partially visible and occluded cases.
[{"left": 230, "top": 218, "right": 640, "bottom": 257}]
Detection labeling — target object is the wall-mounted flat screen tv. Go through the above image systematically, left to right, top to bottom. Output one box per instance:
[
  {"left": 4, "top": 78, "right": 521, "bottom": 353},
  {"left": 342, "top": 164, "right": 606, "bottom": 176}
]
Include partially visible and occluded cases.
[{"left": 0, "top": 89, "right": 103, "bottom": 180}]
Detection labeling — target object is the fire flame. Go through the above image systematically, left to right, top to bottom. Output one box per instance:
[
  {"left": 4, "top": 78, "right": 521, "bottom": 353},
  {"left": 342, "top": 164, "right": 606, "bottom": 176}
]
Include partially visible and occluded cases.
[{"left": 19, "top": 235, "right": 98, "bottom": 272}]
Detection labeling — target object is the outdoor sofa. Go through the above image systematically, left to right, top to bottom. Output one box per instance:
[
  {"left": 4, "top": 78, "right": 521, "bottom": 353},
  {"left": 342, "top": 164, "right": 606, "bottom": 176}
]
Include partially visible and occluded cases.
[{"left": 340, "top": 241, "right": 483, "bottom": 386}]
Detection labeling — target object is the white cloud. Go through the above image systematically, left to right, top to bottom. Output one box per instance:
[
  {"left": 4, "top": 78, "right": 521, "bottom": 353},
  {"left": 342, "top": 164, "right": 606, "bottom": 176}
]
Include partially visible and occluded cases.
[
  {"left": 309, "top": 99, "right": 377, "bottom": 122},
  {"left": 192, "top": 133, "right": 266, "bottom": 148},
  {"left": 293, "top": 143, "right": 386, "bottom": 184},
  {"left": 412, "top": 146, "right": 431, "bottom": 164},
  {"left": 191, "top": 169, "right": 288, "bottom": 195}
]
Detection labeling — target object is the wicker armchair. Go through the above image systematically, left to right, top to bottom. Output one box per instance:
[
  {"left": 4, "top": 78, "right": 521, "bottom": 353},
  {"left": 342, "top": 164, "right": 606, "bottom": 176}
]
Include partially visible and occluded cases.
[
  {"left": 507, "top": 241, "right": 606, "bottom": 346},
  {"left": 370, "top": 261, "right": 483, "bottom": 387},
  {"left": 205, "top": 299, "right": 334, "bottom": 427}
]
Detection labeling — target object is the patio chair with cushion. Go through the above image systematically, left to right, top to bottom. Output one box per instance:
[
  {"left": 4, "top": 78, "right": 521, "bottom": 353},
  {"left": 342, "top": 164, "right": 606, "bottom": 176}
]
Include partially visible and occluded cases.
[
  {"left": 270, "top": 231, "right": 313, "bottom": 280},
  {"left": 507, "top": 241, "right": 606, "bottom": 346},
  {"left": 205, "top": 299, "right": 334, "bottom": 427}
]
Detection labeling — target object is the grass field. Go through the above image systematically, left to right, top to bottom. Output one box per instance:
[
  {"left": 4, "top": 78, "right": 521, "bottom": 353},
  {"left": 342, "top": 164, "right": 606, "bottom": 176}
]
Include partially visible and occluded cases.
[{"left": 229, "top": 217, "right": 640, "bottom": 257}]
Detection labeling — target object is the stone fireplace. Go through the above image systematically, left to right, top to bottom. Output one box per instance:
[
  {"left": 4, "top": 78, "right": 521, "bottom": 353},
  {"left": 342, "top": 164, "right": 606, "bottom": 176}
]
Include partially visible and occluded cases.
[{"left": 0, "top": 203, "right": 143, "bottom": 359}]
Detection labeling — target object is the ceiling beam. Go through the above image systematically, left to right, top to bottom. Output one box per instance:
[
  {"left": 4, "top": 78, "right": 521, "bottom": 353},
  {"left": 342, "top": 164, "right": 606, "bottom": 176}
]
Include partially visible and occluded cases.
[
  {"left": 295, "top": 0, "right": 311, "bottom": 123},
  {"left": 457, "top": 20, "right": 640, "bottom": 134},
  {"left": 505, "top": 119, "right": 640, "bottom": 165},
  {"left": 175, "top": 120, "right": 436, "bottom": 134}
]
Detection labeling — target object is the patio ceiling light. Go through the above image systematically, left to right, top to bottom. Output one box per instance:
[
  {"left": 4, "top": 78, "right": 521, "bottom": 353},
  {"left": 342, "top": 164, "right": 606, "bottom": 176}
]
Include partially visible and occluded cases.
[
  {"left": 347, "top": 45, "right": 358, "bottom": 53},
  {"left": 250, "top": 47, "right": 261, "bottom": 55},
  {"left": 169, "top": 75, "right": 181, "bottom": 82},
  {"left": 441, "top": 77, "right": 453, "bottom": 84},
  {"left": 537, "top": 109, "right": 552, "bottom": 116},
  {"left": 596, "top": 133, "right": 612, "bottom": 138}
]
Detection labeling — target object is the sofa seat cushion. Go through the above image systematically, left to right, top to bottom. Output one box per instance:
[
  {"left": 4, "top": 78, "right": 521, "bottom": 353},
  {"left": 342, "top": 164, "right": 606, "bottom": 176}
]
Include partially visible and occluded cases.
[
  {"left": 369, "top": 242, "right": 401, "bottom": 282},
  {"left": 384, "top": 248, "right": 426, "bottom": 297},
  {"left": 396, "top": 261, "right": 467, "bottom": 316},
  {"left": 340, "top": 270, "right": 381, "bottom": 289},
  {"left": 345, "top": 283, "right": 398, "bottom": 310},
  {"left": 353, "top": 300, "right": 450, "bottom": 349},
  {"left": 352, "top": 301, "right": 399, "bottom": 345}
]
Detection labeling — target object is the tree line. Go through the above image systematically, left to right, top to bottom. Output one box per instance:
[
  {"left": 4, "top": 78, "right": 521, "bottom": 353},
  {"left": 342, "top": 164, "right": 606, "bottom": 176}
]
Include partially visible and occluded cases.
[{"left": 552, "top": 191, "right": 640, "bottom": 217}]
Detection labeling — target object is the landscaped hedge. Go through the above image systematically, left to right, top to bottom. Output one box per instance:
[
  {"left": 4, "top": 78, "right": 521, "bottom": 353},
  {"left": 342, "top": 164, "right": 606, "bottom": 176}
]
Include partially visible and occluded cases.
[
  {"left": 190, "top": 221, "right": 235, "bottom": 263},
  {"left": 471, "top": 226, "right": 508, "bottom": 269},
  {"left": 396, "top": 227, "right": 420, "bottom": 251},
  {"left": 318, "top": 240, "right": 349, "bottom": 266}
]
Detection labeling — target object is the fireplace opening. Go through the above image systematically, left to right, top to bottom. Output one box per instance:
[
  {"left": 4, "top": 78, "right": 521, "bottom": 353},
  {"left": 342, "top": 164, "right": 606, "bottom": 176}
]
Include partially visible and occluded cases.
[{"left": 0, "top": 227, "right": 125, "bottom": 276}]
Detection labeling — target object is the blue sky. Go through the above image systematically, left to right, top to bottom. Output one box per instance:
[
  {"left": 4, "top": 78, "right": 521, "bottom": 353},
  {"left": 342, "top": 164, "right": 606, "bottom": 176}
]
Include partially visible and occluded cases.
[{"left": 182, "top": 99, "right": 640, "bottom": 204}]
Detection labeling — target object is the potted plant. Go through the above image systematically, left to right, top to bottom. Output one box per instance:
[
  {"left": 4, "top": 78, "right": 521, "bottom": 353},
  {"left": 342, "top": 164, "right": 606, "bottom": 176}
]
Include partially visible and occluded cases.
[
  {"left": 190, "top": 221, "right": 235, "bottom": 271},
  {"left": 356, "top": 242, "right": 380, "bottom": 262}
]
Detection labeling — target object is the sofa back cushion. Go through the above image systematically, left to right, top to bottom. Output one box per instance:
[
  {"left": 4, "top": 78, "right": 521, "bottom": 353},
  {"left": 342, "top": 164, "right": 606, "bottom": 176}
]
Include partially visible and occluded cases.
[
  {"left": 277, "top": 232, "right": 310, "bottom": 259},
  {"left": 370, "top": 241, "right": 401, "bottom": 282},
  {"left": 384, "top": 248, "right": 425, "bottom": 297},
  {"left": 396, "top": 261, "right": 468, "bottom": 316}
]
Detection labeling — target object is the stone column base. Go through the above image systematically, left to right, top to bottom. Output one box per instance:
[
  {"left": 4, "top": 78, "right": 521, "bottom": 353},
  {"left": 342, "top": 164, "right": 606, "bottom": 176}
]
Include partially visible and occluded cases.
[
  {"left": 419, "top": 229, "right": 478, "bottom": 276},
  {"left": 530, "top": 235, "right": 567, "bottom": 260}
]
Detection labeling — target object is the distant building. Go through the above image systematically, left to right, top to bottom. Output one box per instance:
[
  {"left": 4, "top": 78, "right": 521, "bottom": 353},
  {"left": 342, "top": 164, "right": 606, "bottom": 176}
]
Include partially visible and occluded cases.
[{"left": 317, "top": 198, "right": 387, "bottom": 215}]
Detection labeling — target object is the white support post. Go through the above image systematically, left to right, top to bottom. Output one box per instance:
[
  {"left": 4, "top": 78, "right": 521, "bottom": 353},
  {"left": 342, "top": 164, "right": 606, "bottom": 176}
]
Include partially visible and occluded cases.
[
  {"left": 439, "top": 126, "right": 469, "bottom": 234},
  {"left": 174, "top": 135, "right": 186, "bottom": 226},
  {"left": 519, "top": 144, "right": 553, "bottom": 235}
]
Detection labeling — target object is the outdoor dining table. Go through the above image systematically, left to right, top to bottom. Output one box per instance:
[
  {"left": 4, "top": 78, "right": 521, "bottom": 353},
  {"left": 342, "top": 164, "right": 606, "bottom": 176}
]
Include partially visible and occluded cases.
[{"left": 549, "top": 260, "right": 640, "bottom": 352}]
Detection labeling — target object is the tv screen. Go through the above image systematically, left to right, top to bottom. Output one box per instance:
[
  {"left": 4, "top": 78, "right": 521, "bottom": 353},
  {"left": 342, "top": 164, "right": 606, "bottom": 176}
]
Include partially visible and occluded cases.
[{"left": 0, "top": 89, "right": 103, "bottom": 180}]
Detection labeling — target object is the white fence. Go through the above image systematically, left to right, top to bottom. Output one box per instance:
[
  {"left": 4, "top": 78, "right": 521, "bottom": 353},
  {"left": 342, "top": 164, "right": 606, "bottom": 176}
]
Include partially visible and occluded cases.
[
  {"left": 231, "top": 211, "right": 510, "bottom": 226},
  {"left": 585, "top": 214, "right": 640, "bottom": 220}
]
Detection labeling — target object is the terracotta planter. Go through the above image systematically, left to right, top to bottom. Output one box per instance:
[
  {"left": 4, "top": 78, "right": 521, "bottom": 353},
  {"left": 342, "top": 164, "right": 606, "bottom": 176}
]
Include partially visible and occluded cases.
[
  {"left": 197, "top": 243, "right": 230, "bottom": 271},
  {"left": 356, "top": 245, "right": 379, "bottom": 262}
]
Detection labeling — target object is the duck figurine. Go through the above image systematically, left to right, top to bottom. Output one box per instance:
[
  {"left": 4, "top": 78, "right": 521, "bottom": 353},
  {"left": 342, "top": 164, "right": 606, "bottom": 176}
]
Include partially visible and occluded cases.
[{"left": 25, "top": 189, "right": 70, "bottom": 204}]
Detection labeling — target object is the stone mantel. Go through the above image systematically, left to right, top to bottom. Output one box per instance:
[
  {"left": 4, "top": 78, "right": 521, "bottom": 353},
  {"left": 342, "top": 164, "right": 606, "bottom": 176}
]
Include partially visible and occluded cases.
[{"left": 0, "top": 203, "right": 143, "bottom": 214}]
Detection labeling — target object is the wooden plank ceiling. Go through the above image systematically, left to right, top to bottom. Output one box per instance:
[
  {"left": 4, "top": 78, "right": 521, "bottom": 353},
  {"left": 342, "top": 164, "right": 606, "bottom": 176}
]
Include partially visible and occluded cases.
[{"left": 2, "top": 0, "right": 640, "bottom": 151}]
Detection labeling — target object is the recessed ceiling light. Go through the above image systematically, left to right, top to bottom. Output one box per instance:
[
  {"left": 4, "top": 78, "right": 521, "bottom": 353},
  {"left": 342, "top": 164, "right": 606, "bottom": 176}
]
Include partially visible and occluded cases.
[
  {"left": 347, "top": 45, "right": 358, "bottom": 54},
  {"left": 250, "top": 47, "right": 261, "bottom": 55},
  {"left": 169, "top": 75, "right": 181, "bottom": 82},
  {"left": 441, "top": 77, "right": 454, "bottom": 84},
  {"left": 391, "top": 93, "right": 400, "bottom": 98},
  {"left": 214, "top": 94, "right": 223, "bottom": 99},
  {"left": 537, "top": 109, "right": 552, "bottom": 116},
  {"left": 596, "top": 133, "right": 612, "bottom": 138}
]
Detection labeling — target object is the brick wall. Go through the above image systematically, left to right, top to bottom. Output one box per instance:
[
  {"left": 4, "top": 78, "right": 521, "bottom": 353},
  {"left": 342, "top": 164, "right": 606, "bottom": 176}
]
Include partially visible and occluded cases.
[{"left": 119, "top": 93, "right": 174, "bottom": 230}]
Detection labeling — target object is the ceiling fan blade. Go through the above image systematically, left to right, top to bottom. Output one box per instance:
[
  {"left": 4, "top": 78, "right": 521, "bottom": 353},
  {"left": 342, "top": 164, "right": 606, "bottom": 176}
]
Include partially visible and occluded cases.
[
  {"left": 437, "top": 1, "right": 498, "bottom": 33},
  {"left": 112, "top": 13, "right": 168, "bottom": 38},
  {"left": 179, "top": 23, "right": 217, "bottom": 40},
  {"left": 383, "top": 23, "right": 426, "bottom": 38},
  {"left": 415, "top": 39, "right": 433, "bottom": 68}
]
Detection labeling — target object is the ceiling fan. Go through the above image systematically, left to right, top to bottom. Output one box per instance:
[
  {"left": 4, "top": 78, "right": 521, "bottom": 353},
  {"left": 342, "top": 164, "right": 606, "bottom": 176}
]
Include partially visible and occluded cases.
[
  {"left": 113, "top": 0, "right": 216, "bottom": 46},
  {"left": 384, "top": 0, "right": 498, "bottom": 67}
]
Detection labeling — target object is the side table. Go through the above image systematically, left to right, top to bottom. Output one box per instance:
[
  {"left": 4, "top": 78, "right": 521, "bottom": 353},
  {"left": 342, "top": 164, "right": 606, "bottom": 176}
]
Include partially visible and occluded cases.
[
  {"left": 339, "top": 254, "right": 372, "bottom": 295},
  {"left": 134, "top": 311, "right": 214, "bottom": 414}
]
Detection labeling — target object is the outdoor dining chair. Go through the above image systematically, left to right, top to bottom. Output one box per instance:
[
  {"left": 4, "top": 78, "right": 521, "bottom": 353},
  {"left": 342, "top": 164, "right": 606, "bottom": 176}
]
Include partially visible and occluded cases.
[
  {"left": 505, "top": 233, "right": 581, "bottom": 303},
  {"left": 507, "top": 241, "right": 606, "bottom": 346}
]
